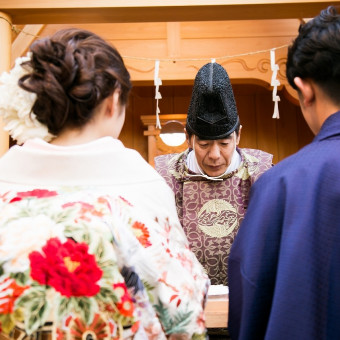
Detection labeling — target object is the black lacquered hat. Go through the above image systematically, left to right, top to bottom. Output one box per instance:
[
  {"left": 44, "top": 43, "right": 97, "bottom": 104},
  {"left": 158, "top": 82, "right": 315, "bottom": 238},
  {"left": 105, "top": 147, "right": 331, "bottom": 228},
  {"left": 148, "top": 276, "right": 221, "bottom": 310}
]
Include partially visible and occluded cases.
[{"left": 186, "top": 62, "right": 239, "bottom": 140}]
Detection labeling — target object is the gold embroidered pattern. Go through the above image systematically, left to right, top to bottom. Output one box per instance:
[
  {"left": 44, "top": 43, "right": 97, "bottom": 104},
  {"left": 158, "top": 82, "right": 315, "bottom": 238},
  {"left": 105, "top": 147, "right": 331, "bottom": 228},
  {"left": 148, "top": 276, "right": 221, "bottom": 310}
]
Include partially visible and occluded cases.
[{"left": 198, "top": 199, "right": 238, "bottom": 238}]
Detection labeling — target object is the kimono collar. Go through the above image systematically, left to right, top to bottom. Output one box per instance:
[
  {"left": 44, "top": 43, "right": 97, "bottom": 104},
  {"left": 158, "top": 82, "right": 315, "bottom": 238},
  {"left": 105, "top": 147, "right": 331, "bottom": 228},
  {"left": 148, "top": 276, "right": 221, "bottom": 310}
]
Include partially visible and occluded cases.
[{"left": 314, "top": 110, "right": 340, "bottom": 142}]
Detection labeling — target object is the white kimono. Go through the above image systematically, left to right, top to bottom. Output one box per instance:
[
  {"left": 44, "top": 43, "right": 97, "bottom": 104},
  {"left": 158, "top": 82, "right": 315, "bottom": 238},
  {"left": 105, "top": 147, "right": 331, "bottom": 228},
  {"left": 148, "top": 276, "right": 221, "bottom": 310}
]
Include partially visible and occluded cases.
[{"left": 0, "top": 138, "right": 209, "bottom": 340}]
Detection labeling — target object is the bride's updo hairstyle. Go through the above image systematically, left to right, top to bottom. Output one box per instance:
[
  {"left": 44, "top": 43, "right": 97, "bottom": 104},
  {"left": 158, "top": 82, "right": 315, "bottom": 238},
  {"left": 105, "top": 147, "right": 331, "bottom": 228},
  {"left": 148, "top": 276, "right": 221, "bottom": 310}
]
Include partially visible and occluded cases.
[{"left": 18, "top": 28, "right": 132, "bottom": 136}]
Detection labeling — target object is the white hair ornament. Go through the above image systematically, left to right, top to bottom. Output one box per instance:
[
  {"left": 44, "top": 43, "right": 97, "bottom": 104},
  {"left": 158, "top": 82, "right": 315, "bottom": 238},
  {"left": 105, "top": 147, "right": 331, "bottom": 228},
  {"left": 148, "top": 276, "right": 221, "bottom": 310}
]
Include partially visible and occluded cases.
[{"left": 0, "top": 53, "right": 54, "bottom": 144}]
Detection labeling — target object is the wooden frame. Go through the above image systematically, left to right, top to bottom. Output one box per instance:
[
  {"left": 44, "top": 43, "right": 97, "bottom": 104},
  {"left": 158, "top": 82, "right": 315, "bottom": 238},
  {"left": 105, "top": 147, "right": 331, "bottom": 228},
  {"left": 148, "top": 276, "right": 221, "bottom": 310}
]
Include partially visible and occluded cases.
[{"left": 1, "top": 1, "right": 340, "bottom": 24}]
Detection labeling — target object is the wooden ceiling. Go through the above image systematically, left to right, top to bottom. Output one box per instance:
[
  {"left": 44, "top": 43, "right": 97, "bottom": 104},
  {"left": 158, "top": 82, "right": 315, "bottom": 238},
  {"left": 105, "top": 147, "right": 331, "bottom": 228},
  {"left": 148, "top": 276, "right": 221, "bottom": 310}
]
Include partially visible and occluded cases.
[
  {"left": 1, "top": 0, "right": 340, "bottom": 24},
  {"left": 3, "top": 0, "right": 340, "bottom": 100},
  {"left": 0, "top": 1, "right": 335, "bottom": 154}
]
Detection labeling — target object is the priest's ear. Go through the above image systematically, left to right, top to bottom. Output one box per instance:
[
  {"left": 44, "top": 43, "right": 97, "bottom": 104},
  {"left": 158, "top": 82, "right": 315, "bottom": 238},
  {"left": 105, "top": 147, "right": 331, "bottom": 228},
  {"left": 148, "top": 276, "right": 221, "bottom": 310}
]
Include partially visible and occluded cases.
[
  {"left": 236, "top": 125, "right": 242, "bottom": 145},
  {"left": 184, "top": 128, "right": 193, "bottom": 150}
]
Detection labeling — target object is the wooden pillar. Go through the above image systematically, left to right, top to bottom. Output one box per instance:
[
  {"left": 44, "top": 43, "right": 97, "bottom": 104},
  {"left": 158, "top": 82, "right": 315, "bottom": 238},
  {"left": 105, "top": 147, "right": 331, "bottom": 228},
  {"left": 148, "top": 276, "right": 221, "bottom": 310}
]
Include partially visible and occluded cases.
[{"left": 0, "top": 12, "right": 11, "bottom": 155}]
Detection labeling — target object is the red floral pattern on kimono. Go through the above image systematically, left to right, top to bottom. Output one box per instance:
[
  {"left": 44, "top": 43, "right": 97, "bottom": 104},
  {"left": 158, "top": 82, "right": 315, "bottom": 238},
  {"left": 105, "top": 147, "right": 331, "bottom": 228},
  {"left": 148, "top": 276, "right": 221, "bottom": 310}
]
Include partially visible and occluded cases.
[
  {"left": 0, "top": 188, "right": 209, "bottom": 339},
  {"left": 29, "top": 238, "right": 103, "bottom": 297}
]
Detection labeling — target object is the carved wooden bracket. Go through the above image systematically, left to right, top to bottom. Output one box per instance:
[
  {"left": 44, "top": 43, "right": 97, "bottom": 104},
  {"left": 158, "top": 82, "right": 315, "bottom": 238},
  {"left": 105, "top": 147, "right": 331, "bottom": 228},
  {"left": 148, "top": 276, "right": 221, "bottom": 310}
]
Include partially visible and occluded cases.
[{"left": 141, "top": 114, "right": 188, "bottom": 167}]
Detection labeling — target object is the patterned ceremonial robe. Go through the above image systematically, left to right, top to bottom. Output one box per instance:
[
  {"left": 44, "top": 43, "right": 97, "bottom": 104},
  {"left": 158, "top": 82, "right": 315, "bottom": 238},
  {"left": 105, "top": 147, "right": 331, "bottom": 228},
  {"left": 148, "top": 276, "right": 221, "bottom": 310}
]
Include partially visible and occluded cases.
[{"left": 155, "top": 148, "right": 273, "bottom": 285}]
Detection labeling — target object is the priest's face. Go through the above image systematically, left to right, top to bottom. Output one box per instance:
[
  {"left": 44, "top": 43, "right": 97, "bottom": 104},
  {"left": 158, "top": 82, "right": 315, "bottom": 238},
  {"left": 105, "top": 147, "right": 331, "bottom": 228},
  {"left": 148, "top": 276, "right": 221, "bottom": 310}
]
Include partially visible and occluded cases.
[{"left": 187, "top": 131, "right": 240, "bottom": 177}]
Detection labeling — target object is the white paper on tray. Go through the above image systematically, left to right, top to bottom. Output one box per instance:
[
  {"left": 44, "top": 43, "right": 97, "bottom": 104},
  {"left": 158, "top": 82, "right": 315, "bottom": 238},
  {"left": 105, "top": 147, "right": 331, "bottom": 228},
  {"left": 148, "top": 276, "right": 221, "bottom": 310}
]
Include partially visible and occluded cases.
[{"left": 208, "top": 284, "right": 229, "bottom": 296}]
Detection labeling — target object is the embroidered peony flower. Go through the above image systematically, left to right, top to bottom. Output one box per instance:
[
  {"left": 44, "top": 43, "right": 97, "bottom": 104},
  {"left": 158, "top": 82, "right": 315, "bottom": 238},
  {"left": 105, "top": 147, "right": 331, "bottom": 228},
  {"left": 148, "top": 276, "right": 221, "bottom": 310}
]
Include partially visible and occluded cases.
[
  {"left": 0, "top": 53, "right": 54, "bottom": 144},
  {"left": 9, "top": 189, "right": 57, "bottom": 203},
  {"left": 118, "top": 196, "right": 133, "bottom": 207},
  {"left": 62, "top": 201, "right": 104, "bottom": 222},
  {"left": 0, "top": 214, "right": 65, "bottom": 273},
  {"left": 131, "top": 221, "right": 152, "bottom": 248},
  {"left": 29, "top": 237, "right": 103, "bottom": 297},
  {"left": 176, "top": 252, "right": 194, "bottom": 272},
  {"left": 0, "top": 277, "right": 29, "bottom": 314},
  {"left": 112, "top": 282, "right": 135, "bottom": 317},
  {"left": 196, "top": 310, "right": 206, "bottom": 329},
  {"left": 69, "top": 314, "right": 108, "bottom": 340},
  {"left": 108, "top": 318, "right": 118, "bottom": 337},
  {"left": 131, "top": 320, "right": 140, "bottom": 334},
  {"left": 144, "top": 323, "right": 163, "bottom": 339},
  {"left": 56, "top": 328, "right": 67, "bottom": 340}
]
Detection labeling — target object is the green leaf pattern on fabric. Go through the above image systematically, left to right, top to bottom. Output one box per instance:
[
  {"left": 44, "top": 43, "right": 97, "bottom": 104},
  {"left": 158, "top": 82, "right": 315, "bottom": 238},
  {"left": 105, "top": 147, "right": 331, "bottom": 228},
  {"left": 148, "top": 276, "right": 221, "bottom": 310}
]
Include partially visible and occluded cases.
[
  {"left": 0, "top": 189, "right": 208, "bottom": 339},
  {"left": 16, "top": 286, "right": 50, "bottom": 335},
  {"left": 154, "top": 299, "right": 193, "bottom": 334}
]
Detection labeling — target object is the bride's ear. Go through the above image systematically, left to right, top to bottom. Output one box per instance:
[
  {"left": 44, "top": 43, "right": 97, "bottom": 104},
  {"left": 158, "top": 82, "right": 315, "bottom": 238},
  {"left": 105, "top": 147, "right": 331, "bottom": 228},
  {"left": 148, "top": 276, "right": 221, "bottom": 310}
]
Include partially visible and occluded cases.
[{"left": 104, "top": 89, "right": 121, "bottom": 118}]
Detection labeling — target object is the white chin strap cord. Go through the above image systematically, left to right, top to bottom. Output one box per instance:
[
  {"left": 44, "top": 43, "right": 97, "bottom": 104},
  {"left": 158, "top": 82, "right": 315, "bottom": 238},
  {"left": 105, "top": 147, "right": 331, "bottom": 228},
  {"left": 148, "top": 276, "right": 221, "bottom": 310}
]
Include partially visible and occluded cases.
[{"left": 186, "top": 135, "right": 241, "bottom": 182}]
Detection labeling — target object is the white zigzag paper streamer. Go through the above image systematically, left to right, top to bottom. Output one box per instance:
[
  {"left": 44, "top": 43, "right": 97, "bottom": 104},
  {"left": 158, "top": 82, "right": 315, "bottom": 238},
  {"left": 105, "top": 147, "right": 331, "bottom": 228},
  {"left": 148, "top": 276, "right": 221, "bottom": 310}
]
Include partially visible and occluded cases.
[
  {"left": 270, "top": 49, "right": 280, "bottom": 119},
  {"left": 154, "top": 60, "right": 162, "bottom": 129}
]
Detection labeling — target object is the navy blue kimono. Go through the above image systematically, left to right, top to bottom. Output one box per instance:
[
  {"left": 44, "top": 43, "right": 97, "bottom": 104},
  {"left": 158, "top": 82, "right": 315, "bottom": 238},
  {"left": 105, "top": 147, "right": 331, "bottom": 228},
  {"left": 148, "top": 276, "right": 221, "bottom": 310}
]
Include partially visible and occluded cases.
[{"left": 228, "top": 111, "right": 340, "bottom": 340}]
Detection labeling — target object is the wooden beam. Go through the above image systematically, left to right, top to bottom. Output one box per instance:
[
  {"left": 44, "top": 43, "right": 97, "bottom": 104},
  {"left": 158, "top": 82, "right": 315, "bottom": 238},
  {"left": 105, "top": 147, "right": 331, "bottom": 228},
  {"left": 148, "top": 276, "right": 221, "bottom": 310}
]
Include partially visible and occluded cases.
[
  {"left": 1, "top": 0, "right": 340, "bottom": 24},
  {"left": 0, "top": 11, "right": 11, "bottom": 155},
  {"left": 167, "top": 22, "right": 181, "bottom": 59},
  {"left": 11, "top": 24, "right": 45, "bottom": 66}
]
